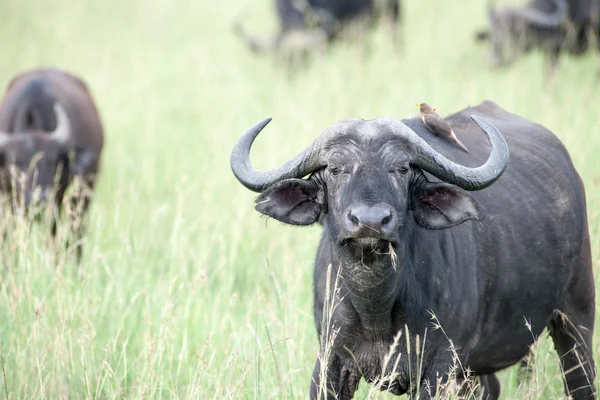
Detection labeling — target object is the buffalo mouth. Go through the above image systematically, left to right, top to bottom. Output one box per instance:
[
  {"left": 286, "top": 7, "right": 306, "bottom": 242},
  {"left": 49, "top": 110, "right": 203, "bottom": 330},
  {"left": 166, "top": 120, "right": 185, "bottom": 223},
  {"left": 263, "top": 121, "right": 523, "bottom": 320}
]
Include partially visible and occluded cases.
[
  {"left": 341, "top": 236, "right": 395, "bottom": 252},
  {"left": 340, "top": 237, "right": 399, "bottom": 266}
]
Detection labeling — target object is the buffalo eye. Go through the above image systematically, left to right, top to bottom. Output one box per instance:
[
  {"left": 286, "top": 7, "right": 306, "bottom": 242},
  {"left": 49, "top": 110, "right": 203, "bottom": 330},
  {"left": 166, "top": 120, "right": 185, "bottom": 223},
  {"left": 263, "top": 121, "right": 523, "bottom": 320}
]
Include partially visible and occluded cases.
[
  {"left": 329, "top": 166, "right": 343, "bottom": 176},
  {"left": 391, "top": 166, "right": 409, "bottom": 176}
]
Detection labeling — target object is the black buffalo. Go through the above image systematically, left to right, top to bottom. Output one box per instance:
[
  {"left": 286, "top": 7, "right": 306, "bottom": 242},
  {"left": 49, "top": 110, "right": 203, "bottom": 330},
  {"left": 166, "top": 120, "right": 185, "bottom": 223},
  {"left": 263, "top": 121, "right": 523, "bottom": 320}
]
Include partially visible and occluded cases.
[
  {"left": 234, "top": 0, "right": 401, "bottom": 55},
  {"left": 475, "top": 0, "right": 600, "bottom": 73},
  {"left": 0, "top": 67, "right": 104, "bottom": 262},
  {"left": 231, "top": 100, "right": 596, "bottom": 399}
]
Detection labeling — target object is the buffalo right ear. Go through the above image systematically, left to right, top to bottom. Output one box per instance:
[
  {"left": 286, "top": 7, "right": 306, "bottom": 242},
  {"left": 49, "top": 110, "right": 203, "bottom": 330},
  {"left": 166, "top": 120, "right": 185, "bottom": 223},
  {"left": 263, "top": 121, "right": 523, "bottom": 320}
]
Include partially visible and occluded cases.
[
  {"left": 254, "top": 178, "right": 324, "bottom": 226},
  {"left": 411, "top": 180, "right": 485, "bottom": 229}
]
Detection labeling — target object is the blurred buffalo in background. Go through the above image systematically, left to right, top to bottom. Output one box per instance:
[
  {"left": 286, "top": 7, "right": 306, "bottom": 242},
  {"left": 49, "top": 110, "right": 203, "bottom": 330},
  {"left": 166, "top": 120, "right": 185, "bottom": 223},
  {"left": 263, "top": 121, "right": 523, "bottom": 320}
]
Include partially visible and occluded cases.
[
  {"left": 233, "top": 0, "right": 402, "bottom": 57},
  {"left": 475, "top": 0, "right": 600, "bottom": 73},
  {"left": 0, "top": 67, "right": 104, "bottom": 263}
]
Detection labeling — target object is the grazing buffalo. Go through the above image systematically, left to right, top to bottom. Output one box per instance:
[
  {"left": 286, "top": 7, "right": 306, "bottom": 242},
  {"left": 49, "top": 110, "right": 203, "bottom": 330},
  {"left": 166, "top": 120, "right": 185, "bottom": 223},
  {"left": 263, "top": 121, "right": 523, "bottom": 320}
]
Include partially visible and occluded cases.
[
  {"left": 234, "top": 0, "right": 402, "bottom": 55},
  {"left": 475, "top": 0, "right": 600, "bottom": 73},
  {"left": 0, "top": 67, "right": 104, "bottom": 262},
  {"left": 231, "top": 100, "right": 595, "bottom": 399}
]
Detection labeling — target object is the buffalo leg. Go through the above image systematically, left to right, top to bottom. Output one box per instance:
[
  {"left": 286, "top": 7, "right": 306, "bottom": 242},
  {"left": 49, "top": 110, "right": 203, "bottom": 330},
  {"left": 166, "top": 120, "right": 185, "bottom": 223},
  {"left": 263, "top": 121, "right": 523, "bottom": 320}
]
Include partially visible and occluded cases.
[
  {"left": 389, "top": 0, "right": 403, "bottom": 52},
  {"left": 597, "top": 37, "right": 600, "bottom": 79},
  {"left": 543, "top": 43, "right": 561, "bottom": 78},
  {"left": 57, "top": 177, "right": 93, "bottom": 264},
  {"left": 67, "top": 193, "right": 90, "bottom": 264},
  {"left": 50, "top": 202, "right": 64, "bottom": 263},
  {"left": 50, "top": 203, "right": 84, "bottom": 264},
  {"left": 0, "top": 222, "right": 13, "bottom": 276},
  {"left": 549, "top": 286, "right": 596, "bottom": 400},
  {"left": 549, "top": 317, "right": 596, "bottom": 399},
  {"left": 309, "top": 354, "right": 360, "bottom": 400},
  {"left": 414, "top": 363, "right": 456, "bottom": 400},
  {"left": 426, "top": 373, "right": 499, "bottom": 400},
  {"left": 432, "top": 373, "right": 499, "bottom": 400},
  {"left": 479, "top": 374, "right": 500, "bottom": 400}
]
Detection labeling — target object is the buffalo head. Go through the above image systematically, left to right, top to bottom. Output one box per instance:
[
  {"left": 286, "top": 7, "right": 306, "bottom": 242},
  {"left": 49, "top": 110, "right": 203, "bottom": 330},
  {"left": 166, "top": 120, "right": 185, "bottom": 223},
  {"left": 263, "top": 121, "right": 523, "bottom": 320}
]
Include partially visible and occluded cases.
[
  {"left": 476, "top": 0, "right": 569, "bottom": 67},
  {"left": 0, "top": 103, "right": 97, "bottom": 208},
  {"left": 231, "top": 116, "right": 509, "bottom": 254}
]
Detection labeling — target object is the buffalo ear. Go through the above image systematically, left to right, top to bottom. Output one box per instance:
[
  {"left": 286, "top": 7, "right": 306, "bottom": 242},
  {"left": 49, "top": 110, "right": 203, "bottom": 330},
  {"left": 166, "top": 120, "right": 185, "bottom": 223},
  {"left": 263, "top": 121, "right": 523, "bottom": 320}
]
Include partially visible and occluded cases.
[
  {"left": 71, "top": 147, "right": 98, "bottom": 176},
  {"left": 255, "top": 178, "right": 324, "bottom": 226},
  {"left": 411, "top": 180, "right": 484, "bottom": 229}
]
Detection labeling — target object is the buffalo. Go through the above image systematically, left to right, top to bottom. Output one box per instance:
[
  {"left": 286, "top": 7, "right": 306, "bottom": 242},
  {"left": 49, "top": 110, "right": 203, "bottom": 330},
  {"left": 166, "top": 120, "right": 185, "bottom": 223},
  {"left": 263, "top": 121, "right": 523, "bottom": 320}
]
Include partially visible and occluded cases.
[
  {"left": 234, "top": 0, "right": 402, "bottom": 55},
  {"left": 475, "top": 0, "right": 600, "bottom": 73},
  {"left": 0, "top": 67, "right": 104, "bottom": 262},
  {"left": 230, "top": 100, "right": 595, "bottom": 399}
]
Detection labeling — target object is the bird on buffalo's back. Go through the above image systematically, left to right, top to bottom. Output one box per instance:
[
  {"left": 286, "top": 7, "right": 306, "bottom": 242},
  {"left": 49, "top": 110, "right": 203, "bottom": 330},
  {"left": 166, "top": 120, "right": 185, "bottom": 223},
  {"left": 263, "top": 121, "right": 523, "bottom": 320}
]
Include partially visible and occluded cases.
[{"left": 417, "top": 103, "right": 470, "bottom": 153}]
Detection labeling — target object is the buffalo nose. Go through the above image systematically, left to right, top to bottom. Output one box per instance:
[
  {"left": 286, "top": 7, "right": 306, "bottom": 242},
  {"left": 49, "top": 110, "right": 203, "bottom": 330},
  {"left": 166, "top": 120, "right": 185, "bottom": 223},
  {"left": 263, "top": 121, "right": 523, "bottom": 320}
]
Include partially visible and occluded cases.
[{"left": 345, "top": 204, "right": 397, "bottom": 238}]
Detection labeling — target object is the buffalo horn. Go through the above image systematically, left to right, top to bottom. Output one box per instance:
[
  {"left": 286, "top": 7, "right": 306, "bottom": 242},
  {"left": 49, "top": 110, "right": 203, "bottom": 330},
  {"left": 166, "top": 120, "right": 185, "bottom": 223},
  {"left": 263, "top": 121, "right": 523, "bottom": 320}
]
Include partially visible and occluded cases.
[
  {"left": 513, "top": 0, "right": 568, "bottom": 28},
  {"left": 48, "top": 103, "right": 72, "bottom": 144},
  {"left": 230, "top": 115, "right": 510, "bottom": 192}
]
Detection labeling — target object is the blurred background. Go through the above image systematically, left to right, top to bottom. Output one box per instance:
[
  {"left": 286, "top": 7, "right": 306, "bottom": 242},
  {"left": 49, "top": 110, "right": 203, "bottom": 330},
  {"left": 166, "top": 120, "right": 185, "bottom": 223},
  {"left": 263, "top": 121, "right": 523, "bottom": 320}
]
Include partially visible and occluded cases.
[{"left": 1, "top": 0, "right": 599, "bottom": 398}]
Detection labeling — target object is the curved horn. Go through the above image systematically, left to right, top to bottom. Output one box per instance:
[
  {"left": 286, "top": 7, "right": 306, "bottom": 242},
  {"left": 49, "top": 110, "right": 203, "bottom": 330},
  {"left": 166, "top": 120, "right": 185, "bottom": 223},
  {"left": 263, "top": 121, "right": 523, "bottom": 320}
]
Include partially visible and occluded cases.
[
  {"left": 513, "top": 0, "right": 568, "bottom": 28},
  {"left": 48, "top": 103, "right": 71, "bottom": 144},
  {"left": 231, "top": 115, "right": 509, "bottom": 193},
  {"left": 381, "top": 116, "right": 509, "bottom": 190},
  {"left": 230, "top": 118, "right": 358, "bottom": 192}
]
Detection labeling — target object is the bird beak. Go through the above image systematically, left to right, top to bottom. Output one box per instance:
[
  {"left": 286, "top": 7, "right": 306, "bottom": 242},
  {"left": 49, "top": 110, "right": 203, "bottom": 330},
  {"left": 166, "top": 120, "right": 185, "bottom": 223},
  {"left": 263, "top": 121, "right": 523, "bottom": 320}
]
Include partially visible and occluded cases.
[{"left": 416, "top": 103, "right": 420, "bottom": 108}]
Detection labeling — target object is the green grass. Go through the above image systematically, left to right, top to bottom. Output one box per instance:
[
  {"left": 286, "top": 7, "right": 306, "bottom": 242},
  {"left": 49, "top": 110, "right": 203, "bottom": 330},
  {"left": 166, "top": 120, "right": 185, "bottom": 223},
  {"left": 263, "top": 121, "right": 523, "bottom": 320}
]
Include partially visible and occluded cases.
[{"left": 1, "top": 0, "right": 599, "bottom": 398}]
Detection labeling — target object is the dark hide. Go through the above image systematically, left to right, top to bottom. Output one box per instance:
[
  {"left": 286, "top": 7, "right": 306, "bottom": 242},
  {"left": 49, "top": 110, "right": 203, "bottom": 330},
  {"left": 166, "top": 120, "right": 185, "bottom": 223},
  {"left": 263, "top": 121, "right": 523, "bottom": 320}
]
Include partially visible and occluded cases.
[
  {"left": 234, "top": 0, "right": 402, "bottom": 55},
  {"left": 475, "top": 0, "right": 600, "bottom": 73},
  {"left": 0, "top": 67, "right": 105, "bottom": 263},
  {"left": 248, "top": 100, "right": 596, "bottom": 399}
]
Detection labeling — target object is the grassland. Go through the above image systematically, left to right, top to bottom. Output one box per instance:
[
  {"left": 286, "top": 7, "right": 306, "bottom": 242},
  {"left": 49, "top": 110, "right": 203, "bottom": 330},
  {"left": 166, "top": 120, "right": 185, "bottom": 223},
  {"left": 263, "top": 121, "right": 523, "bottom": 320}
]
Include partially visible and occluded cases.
[{"left": 0, "top": 0, "right": 599, "bottom": 398}]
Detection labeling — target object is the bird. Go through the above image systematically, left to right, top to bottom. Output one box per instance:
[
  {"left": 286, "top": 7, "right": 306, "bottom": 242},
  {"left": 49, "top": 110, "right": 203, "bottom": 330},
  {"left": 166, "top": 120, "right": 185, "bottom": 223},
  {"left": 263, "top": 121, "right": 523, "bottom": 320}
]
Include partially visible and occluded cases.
[{"left": 417, "top": 103, "right": 470, "bottom": 153}]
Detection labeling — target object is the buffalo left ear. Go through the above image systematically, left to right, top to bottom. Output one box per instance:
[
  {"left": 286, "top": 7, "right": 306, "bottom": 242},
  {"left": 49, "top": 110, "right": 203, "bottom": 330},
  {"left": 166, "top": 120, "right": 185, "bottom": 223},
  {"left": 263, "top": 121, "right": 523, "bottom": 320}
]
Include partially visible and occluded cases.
[
  {"left": 71, "top": 148, "right": 98, "bottom": 176},
  {"left": 254, "top": 178, "right": 324, "bottom": 226},
  {"left": 411, "top": 181, "right": 484, "bottom": 229}
]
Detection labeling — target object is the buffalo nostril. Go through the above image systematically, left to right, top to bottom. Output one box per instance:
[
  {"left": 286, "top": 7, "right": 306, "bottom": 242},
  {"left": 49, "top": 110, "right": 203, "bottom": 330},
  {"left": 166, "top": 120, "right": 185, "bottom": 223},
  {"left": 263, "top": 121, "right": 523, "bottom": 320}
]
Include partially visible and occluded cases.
[
  {"left": 349, "top": 212, "right": 359, "bottom": 226},
  {"left": 382, "top": 213, "right": 392, "bottom": 226}
]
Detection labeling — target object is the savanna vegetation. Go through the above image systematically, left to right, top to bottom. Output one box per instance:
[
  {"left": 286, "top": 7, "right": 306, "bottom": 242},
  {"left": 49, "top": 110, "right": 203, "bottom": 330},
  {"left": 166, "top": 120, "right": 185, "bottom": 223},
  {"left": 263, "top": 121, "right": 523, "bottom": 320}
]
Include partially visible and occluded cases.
[{"left": 1, "top": 0, "right": 599, "bottom": 398}]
